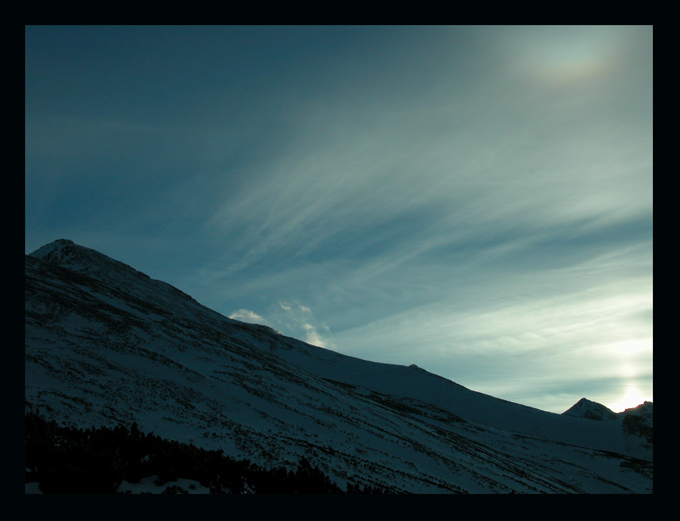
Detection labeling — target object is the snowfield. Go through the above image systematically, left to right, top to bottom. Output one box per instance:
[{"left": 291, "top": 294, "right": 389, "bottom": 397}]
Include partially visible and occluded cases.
[{"left": 25, "top": 240, "right": 652, "bottom": 493}]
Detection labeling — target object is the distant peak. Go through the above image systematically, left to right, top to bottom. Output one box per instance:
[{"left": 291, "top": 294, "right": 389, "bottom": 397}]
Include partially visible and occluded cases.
[
  {"left": 562, "top": 397, "right": 617, "bottom": 421},
  {"left": 621, "top": 401, "right": 653, "bottom": 416}
]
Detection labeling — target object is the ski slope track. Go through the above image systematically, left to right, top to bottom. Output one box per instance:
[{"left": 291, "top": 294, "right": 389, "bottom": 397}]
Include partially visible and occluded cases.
[{"left": 25, "top": 239, "right": 653, "bottom": 493}]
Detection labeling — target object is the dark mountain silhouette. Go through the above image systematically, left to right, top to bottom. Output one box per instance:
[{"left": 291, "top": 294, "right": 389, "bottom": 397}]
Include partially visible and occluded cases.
[{"left": 25, "top": 239, "right": 652, "bottom": 493}]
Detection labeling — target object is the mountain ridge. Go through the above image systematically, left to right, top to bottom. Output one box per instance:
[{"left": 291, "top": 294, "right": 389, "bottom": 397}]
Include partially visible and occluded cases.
[{"left": 24, "top": 239, "right": 653, "bottom": 493}]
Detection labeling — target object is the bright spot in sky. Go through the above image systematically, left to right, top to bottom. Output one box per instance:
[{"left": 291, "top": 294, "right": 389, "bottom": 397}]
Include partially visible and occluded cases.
[
  {"left": 512, "top": 27, "right": 620, "bottom": 84},
  {"left": 609, "top": 385, "right": 651, "bottom": 414}
]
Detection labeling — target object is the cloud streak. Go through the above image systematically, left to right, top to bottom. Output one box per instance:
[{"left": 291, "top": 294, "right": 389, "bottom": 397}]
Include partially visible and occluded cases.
[{"left": 202, "top": 57, "right": 650, "bottom": 282}]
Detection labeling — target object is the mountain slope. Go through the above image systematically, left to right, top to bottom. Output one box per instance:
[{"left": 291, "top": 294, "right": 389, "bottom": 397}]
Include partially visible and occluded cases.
[
  {"left": 25, "top": 240, "right": 652, "bottom": 493},
  {"left": 562, "top": 398, "right": 618, "bottom": 421}
]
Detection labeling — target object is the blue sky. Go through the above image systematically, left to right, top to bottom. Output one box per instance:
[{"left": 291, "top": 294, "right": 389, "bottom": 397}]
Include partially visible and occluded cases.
[{"left": 25, "top": 25, "right": 652, "bottom": 413}]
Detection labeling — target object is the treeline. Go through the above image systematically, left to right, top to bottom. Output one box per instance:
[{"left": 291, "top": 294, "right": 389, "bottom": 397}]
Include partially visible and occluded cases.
[{"left": 25, "top": 408, "right": 388, "bottom": 494}]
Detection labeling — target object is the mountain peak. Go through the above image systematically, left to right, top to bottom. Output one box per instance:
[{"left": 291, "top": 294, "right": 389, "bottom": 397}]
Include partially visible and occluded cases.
[
  {"left": 29, "top": 238, "right": 75, "bottom": 260},
  {"left": 29, "top": 238, "right": 156, "bottom": 284},
  {"left": 27, "top": 239, "right": 214, "bottom": 317},
  {"left": 562, "top": 397, "right": 617, "bottom": 421}
]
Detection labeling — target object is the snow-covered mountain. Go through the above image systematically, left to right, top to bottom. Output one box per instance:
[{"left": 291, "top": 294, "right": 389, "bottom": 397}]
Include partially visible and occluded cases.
[
  {"left": 25, "top": 239, "right": 653, "bottom": 493},
  {"left": 562, "top": 398, "right": 618, "bottom": 421}
]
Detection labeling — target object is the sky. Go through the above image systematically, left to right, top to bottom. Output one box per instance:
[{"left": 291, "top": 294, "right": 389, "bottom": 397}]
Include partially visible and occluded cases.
[{"left": 25, "top": 25, "right": 653, "bottom": 414}]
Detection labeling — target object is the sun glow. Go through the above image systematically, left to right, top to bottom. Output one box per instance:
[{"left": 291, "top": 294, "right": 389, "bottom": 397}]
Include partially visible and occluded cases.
[
  {"left": 511, "top": 27, "right": 622, "bottom": 86},
  {"left": 608, "top": 385, "right": 651, "bottom": 414}
]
